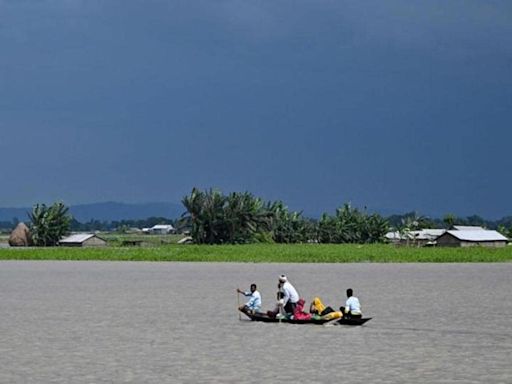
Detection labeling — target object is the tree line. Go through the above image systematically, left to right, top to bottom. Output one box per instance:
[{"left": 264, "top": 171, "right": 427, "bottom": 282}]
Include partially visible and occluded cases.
[
  {"left": 181, "top": 188, "right": 388, "bottom": 244},
  {"left": 4, "top": 189, "right": 512, "bottom": 246},
  {"left": 180, "top": 189, "right": 512, "bottom": 244}
]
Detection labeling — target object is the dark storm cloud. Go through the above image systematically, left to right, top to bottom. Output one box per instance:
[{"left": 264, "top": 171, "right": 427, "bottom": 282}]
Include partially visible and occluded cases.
[{"left": 1, "top": 1, "right": 511, "bottom": 218}]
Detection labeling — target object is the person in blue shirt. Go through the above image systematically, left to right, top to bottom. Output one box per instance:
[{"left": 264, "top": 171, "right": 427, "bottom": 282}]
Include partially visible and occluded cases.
[
  {"left": 237, "top": 283, "right": 262, "bottom": 314},
  {"left": 339, "top": 288, "right": 362, "bottom": 318}
]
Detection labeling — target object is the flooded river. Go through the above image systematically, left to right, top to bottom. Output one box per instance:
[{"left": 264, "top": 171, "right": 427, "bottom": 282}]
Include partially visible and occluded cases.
[{"left": 0, "top": 261, "right": 511, "bottom": 383}]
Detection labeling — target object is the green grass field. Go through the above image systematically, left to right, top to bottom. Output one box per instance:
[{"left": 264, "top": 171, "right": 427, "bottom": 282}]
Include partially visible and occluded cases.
[
  {"left": 98, "top": 233, "right": 185, "bottom": 246},
  {"left": 1, "top": 243, "right": 511, "bottom": 262}
]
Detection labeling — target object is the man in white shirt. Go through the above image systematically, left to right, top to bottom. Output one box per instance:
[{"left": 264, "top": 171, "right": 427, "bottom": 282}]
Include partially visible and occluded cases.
[
  {"left": 278, "top": 274, "right": 300, "bottom": 314},
  {"left": 237, "top": 284, "right": 262, "bottom": 314},
  {"left": 340, "top": 288, "right": 362, "bottom": 318}
]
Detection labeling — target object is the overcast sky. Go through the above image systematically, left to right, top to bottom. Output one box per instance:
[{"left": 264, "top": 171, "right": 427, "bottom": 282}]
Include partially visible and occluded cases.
[{"left": 1, "top": 1, "right": 511, "bottom": 218}]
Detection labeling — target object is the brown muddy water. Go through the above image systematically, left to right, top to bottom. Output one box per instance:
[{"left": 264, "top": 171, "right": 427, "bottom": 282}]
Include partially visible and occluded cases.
[{"left": 0, "top": 261, "right": 511, "bottom": 383}]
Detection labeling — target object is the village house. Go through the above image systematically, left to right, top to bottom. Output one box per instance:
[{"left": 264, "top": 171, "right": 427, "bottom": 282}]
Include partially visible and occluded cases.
[
  {"left": 142, "top": 224, "right": 175, "bottom": 235},
  {"left": 385, "top": 229, "right": 446, "bottom": 247},
  {"left": 435, "top": 229, "right": 509, "bottom": 248},
  {"left": 59, "top": 233, "right": 107, "bottom": 247}
]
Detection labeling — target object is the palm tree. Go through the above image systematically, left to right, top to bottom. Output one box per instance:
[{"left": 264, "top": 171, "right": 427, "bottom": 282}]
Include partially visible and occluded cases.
[
  {"left": 182, "top": 187, "right": 207, "bottom": 242},
  {"left": 182, "top": 188, "right": 273, "bottom": 244},
  {"left": 182, "top": 188, "right": 227, "bottom": 244},
  {"left": 227, "top": 192, "right": 273, "bottom": 243},
  {"left": 268, "top": 201, "right": 310, "bottom": 243},
  {"left": 318, "top": 203, "right": 388, "bottom": 244},
  {"left": 318, "top": 213, "right": 336, "bottom": 243},
  {"left": 363, "top": 214, "right": 389, "bottom": 243}
]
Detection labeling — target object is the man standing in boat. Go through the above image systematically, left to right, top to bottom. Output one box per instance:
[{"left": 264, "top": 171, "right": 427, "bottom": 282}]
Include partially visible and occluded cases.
[
  {"left": 278, "top": 274, "right": 299, "bottom": 315},
  {"left": 237, "top": 283, "right": 262, "bottom": 314},
  {"left": 340, "top": 288, "right": 362, "bottom": 318}
]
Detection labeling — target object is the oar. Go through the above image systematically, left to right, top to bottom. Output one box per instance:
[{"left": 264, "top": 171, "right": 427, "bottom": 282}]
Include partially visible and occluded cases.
[{"left": 237, "top": 289, "right": 241, "bottom": 320}]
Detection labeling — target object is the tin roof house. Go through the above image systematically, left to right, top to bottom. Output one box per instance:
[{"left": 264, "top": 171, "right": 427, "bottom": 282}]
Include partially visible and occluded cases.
[
  {"left": 142, "top": 224, "right": 175, "bottom": 235},
  {"left": 385, "top": 229, "right": 446, "bottom": 246},
  {"left": 435, "top": 229, "right": 508, "bottom": 248},
  {"left": 59, "top": 233, "right": 107, "bottom": 247}
]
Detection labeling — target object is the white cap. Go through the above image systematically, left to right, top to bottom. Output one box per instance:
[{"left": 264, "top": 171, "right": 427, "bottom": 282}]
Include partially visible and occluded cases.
[{"left": 279, "top": 274, "right": 287, "bottom": 282}]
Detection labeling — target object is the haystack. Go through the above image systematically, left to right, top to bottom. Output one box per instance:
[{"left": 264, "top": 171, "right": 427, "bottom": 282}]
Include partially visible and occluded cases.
[{"left": 8, "top": 222, "right": 33, "bottom": 246}]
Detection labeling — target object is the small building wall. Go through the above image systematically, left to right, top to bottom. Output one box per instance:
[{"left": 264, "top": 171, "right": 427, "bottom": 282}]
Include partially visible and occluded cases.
[
  {"left": 435, "top": 233, "right": 461, "bottom": 247},
  {"left": 82, "top": 237, "right": 107, "bottom": 247},
  {"left": 397, "top": 239, "right": 430, "bottom": 247},
  {"left": 460, "top": 241, "right": 507, "bottom": 248}
]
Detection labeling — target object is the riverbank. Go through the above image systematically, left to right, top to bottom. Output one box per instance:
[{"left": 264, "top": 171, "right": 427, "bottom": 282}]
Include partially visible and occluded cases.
[{"left": 1, "top": 243, "right": 511, "bottom": 262}]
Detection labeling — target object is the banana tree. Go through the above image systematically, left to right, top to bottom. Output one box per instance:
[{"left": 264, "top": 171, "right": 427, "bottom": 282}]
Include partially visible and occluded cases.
[{"left": 29, "top": 202, "right": 72, "bottom": 246}]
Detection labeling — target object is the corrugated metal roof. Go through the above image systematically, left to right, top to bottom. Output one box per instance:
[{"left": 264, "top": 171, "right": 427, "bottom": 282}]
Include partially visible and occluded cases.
[
  {"left": 151, "top": 224, "right": 174, "bottom": 230},
  {"left": 452, "top": 226, "right": 485, "bottom": 231},
  {"left": 385, "top": 229, "right": 446, "bottom": 241},
  {"left": 413, "top": 229, "right": 446, "bottom": 240},
  {"left": 445, "top": 230, "right": 508, "bottom": 242},
  {"left": 385, "top": 231, "right": 401, "bottom": 240},
  {"left": 60, "top": 233, "right": 96, "bottom": 243}
]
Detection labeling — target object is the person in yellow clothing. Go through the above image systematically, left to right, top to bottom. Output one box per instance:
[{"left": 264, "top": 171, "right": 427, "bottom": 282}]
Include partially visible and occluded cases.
[
  {"left": 309, "top": 297, "right": 342, "bottom": 320},
  {"left": 309, "top": 297, "right": 326, "bottom": 314}
]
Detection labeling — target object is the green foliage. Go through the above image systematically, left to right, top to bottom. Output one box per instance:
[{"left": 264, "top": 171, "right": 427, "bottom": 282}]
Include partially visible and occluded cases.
[
  {"left": 182, "top": 188, "right": 273, "bottom": 244},
  {"left": 182, "top": 190, "right": 389, "bottom": 245},
  {"left": 224, "top": 191, "right": 273, "bottom": 243},
  {"left": 268, "top": 201, "right": 314, "bottom": 243},
  {"left": 29, "top": 202, "right": 72, "bottom": 246},
  {"left": 318, "top": 203, "right": 388, "bottom": 244},
  {"left": 364, "top": 213, "right": 390, "bottom": 243},
  {"left": 443, "top": 213, "right": 456, "bottom": 229},
  {"left": 497, "top": 225, "right": 512, "bottom": 239},
  {"left": 252, "top": 231, "right": 275, "bottom": 243}
]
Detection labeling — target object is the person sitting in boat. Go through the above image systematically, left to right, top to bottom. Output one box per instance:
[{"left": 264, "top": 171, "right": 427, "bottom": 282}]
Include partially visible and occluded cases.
[
  {"left": 278, "top": 274, "right": 300, "bottom": 315},
  {"left": 267, "top": 282, "right": 287, "bottom": 319},
  {"left": 237, "top": 283, "right": 261, "bottom": 314},
  {"left": 339, "top": 288, "right": 362, "bottom": 318},
  {"left": 309, "top": 297, "right": 342, "bottom": 320},
  {"left": 292, "top": 298, "right": 312, "bottom": 321}
]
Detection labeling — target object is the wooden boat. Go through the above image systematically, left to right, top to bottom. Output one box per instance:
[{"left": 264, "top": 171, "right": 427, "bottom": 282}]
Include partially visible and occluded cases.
[{"left": 241, "top": 310, "right": 372, "bottom": 326}]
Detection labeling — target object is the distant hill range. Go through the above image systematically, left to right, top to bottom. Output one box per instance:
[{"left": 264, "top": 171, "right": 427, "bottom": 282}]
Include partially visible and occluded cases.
[{"left": 0, "top": 202, "right": 184, "bottom": 223}]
